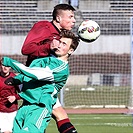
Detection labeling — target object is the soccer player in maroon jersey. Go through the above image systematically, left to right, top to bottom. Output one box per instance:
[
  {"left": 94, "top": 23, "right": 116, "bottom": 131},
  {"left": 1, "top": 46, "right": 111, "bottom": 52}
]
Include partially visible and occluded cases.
[
  {"left": 21, "top": 4, "right": 78, "bottom": 133},
  {"left": 0, "top": 62, "right": 20, "bottom": 133}
]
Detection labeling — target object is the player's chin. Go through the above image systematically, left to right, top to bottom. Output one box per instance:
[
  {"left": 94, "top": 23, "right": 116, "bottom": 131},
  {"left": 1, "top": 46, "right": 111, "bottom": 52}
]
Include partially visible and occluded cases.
[
  {"left": 66, "top": 26, "right": 73, "bottom": 30},
  {"left": 65, "top": 27, "right": 72, "bottom": 31},
  {"left": 54, "top": 52, "right": 62, "bottom": 57}
]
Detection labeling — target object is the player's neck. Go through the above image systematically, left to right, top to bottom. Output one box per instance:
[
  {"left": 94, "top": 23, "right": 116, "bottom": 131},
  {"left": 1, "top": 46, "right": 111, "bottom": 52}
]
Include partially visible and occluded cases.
[
  {"left": 52, "top": 20, "right": 61, "bottom": 31},
  {"left": 58, "top": 55, "right": 68, "bottom": 62},
  {"left": 0, "top": 71, "right": 10, "bottom": 77}
]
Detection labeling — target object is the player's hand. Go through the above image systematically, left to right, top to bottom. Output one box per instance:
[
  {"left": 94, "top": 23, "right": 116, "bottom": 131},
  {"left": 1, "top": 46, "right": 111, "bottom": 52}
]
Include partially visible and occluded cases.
[
  {"left": 4, "top": 77, "right": 15, "bottom": 85},
  {"left": 7, "top": 96, "right": 16, "bottom": 103}
]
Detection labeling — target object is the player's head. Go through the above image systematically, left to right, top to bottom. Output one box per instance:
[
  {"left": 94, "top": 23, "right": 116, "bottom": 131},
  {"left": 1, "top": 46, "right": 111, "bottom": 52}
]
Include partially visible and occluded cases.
[
  {"left": 52, "top": 4, "right": 76, "bottom": 30},
  {"left": 53, "top": 29, "right": 79, "bottom": 60},
  {"left": 60, "top": 29, "right": 79, "bottom": 51},
  {"left": 0, "top": 60, "right": 11, "bottom": 76}
]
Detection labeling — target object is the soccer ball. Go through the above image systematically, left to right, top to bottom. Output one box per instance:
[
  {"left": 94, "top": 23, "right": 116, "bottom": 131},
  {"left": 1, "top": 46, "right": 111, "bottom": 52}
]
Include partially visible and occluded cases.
[{"left": 78, "top": 20, "right": 100, "bottom": 43}]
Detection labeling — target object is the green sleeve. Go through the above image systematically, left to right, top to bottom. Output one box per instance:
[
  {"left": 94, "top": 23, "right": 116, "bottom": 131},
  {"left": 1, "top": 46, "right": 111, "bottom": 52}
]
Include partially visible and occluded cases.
[
  {"left": 2, "top": 56, "right": 38, "bottom": 79},
  {"left": 2, "top": 57, "right": 54, "bottom": 81},
  {"left": 13, "top": 74, "right": 25, "bottom": 84}
]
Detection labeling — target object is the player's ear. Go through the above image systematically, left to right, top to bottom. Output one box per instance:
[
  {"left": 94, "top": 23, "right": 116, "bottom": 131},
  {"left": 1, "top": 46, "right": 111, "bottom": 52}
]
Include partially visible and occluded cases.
[
  {"left": 56, "top": 15, "right": 60, "bottom": 23},
  {"left": 68, "top": 48, "right": 74, "bottom": 55}
]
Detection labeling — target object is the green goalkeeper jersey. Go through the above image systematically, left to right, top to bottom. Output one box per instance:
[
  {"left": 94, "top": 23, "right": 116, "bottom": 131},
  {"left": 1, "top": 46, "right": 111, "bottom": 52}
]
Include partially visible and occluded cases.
[{"left": 2, "top": 56, "right": 69, "bottom": 106}]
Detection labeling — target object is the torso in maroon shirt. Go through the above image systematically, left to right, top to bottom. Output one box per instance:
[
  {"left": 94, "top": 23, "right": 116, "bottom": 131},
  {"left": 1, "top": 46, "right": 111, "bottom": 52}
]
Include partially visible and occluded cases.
[
  {"left": 21, "top": 21, "right": 60, "bottom": 66},
  {"left": 0, "top": 72, "right": 20, "bottom": 112}
]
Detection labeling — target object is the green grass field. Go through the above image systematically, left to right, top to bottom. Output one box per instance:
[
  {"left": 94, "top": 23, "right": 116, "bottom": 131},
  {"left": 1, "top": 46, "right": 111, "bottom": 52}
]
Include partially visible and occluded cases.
[{"left": 46, "top": 114, "right": 133, "bottom": 133}]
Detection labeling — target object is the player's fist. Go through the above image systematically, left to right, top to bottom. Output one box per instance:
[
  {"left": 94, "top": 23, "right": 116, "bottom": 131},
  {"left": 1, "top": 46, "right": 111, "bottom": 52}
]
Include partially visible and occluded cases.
[
  {"left": 50, "top": 39, "right": 60, "bottom": 51},
  {"left": 7, "top": 96, "right": 16, "bottom": 103}
]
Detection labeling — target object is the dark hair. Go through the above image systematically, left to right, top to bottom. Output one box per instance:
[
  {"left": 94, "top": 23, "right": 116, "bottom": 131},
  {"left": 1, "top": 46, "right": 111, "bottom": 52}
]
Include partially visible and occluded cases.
[
  {"left": 52, "top": 4, "right": 75, "bottom": 20},
  {"left": 60, "top": 29, "right": 79, "bottom": 51}
]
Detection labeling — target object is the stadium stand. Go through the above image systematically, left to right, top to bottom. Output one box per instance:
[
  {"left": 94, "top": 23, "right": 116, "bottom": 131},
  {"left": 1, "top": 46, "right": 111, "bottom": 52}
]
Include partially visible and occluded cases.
[
  {"left": 0, "top": 0, "right": 133, "bottom": 35},
  {"left": 0, "top": 0, "right": 52, "bottom": 34},
  {"left": 110, "top": 0, "right": 133, "bottom": 11}
]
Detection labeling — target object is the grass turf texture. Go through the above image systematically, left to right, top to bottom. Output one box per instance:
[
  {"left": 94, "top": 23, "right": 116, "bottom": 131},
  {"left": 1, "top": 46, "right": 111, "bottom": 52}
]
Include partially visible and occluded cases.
[{"left": 46, "top": 114, "right": 133, "bottom": 133}]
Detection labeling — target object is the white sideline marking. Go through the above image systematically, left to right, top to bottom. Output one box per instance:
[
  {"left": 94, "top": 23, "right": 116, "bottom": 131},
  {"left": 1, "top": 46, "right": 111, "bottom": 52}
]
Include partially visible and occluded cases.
[
  {"left": 81, "top": 87, "right": 95, "bottom": 91},
  {"left": 73, "top": 105, "right": 126, "bottom": 108},
  {"left": 105, "top": 105, "right": 126, "bottom": 108},
  {"left": 70, "top": 116, "right": 130, "bottom": 120},
  {"left": 48, "top": 123, "right": 132, "bottom": 127},
  {"left": 73, "top": 123, "right": 132, "bottom": 127}
]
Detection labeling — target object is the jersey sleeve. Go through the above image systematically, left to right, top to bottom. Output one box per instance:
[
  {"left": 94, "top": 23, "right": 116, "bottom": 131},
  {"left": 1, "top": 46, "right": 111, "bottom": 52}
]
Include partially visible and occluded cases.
[
  {"left": 21, "top": 21, "right": 59, "bottom": 57},
  {"left": 2, "top": 57, "right": 54, "bottom": 81},
  {"left": 13, "top": 74, "right": 25, "bottom": 84}
]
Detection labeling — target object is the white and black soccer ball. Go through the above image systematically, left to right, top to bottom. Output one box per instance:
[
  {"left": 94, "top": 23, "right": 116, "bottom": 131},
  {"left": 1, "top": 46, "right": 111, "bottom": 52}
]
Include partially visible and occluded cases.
[{"left": 78, "top": 20, "right": 100, "bottom": 43}]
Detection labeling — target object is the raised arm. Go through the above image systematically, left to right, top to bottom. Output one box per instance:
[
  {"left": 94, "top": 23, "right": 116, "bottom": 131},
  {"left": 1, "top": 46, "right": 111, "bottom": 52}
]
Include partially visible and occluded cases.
[
  {"left": 21, "top": 21, "right": 60, "bottom": 57},
  {"left": 2, "top": 57, "right": 54, "bottom": 81}
]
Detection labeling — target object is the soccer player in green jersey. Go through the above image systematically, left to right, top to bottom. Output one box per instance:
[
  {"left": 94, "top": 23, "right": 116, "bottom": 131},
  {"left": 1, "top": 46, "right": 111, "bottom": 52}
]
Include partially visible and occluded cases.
[{"left": 2, "top": 29, "right": 79, "bottom": 133}]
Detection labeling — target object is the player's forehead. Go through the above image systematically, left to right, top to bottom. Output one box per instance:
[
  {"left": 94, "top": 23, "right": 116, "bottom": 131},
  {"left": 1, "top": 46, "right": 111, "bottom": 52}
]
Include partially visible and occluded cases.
[
  {"left": 59, "top": 10, "right": 75, "bottom": 17},
  {"left": 60, "top": 37, "right": 72, "bottom": 46}
]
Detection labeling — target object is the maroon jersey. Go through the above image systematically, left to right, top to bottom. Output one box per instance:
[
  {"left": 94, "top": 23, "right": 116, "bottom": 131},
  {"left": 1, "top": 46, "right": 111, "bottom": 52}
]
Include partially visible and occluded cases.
[
  {"left": 21, "top": 21, "right": 60, "bottom": 66},
  {"left": 0, "top": 72, "right": 20, "bottom": 113}
]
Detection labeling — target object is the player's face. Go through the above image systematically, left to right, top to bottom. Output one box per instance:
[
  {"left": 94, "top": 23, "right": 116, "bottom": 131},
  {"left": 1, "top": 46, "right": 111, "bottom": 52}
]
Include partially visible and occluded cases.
[
  {"left": 58, "top": 10, "right": 76, "bottom": 30},
  {"left": 54, "top": 37, "right": 74, "bottom": 59},
  {"left": 0, "top": 65, "right": 10, "bottom": 75}
]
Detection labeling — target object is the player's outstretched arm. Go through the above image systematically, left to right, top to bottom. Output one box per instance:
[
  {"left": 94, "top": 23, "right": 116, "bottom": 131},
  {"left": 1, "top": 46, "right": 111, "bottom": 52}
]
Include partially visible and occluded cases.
[
  {"left": 21, "top": 21, "right": 59, "bottom": 57},
  {"left": 21, "top": 22, "right": 50, "bottom": 56},
  {"left": 2, "top": 57, "right": 54, "bottom": 81}
]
